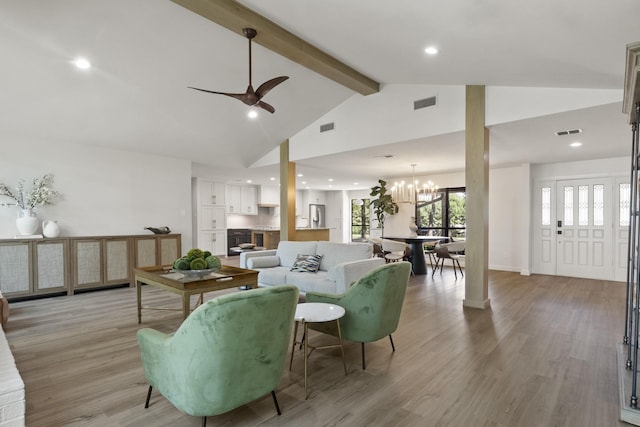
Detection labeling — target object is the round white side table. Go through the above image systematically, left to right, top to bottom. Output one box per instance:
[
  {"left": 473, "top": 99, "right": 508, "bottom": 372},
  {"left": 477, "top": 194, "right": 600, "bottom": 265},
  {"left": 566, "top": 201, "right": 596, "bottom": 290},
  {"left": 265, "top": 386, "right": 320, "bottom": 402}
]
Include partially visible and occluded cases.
[{"left": 289, "top": 302, "right": 348, "bottom": 399}]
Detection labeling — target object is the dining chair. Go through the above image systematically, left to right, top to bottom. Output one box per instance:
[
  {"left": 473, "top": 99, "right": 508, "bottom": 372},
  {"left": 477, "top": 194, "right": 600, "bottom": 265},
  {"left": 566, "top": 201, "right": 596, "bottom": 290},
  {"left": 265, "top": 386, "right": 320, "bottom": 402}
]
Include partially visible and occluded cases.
[{"left": 433, "top": 240, "right": 465, "bottom": 279}]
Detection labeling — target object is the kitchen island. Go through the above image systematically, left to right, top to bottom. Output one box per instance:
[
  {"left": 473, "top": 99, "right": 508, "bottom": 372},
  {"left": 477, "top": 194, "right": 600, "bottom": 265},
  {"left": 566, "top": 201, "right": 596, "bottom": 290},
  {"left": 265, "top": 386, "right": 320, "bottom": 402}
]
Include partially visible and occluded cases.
[
  {"left": 251, "top": 228, "right": 331, "bottom": 247},
  {"left": 295, "top": 228, "right": 330, "bottom": 241}
]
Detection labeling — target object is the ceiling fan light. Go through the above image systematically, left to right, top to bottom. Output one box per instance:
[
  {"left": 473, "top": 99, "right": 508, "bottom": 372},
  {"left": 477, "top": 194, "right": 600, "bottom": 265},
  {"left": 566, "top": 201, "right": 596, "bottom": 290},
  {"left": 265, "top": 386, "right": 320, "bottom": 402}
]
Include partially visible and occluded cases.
[
  {"left": 424, "top": 46, "right": 438, "bottom": 55},
  {"left": 72, "top": 57, "right": 91, "bottom": 69},
  {"left": 248, "top": 109, "right": 258, "bottom": 119}
]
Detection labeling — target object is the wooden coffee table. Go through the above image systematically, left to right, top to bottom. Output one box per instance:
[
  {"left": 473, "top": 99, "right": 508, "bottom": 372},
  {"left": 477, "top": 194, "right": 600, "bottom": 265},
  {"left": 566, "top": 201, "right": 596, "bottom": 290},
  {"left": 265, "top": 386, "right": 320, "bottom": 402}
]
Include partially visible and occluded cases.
[{"left": 135, "top": 265, "right": 258, "bottom": 323}]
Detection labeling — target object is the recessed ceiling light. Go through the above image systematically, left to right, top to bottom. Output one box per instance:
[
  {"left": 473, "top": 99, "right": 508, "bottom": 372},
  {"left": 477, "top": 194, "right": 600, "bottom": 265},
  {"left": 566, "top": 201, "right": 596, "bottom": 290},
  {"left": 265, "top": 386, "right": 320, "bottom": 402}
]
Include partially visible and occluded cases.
[
  {"left": 424, "top": 46, "right": 438, "bottom": 55},
  {"left": 72, "top": 57, "right": 91, "bottom": 70},
  {"left": 247, "top": 109, "right": 258, "bottom": 119},
  {"left": 570, "top": 142, "right": 582, "bottom": 148},
  {"left": 297, "top": 173, "right": 303, "bottom": 177},
  {"left": 269, "top": 177, "right": 276, "bottom": 181},
  {"left": 328, "top": 178, "right": 334, "bottom": 182},
  {"left": 246, "top": 179, "right": 252, "bottom": 183},
  {"left": 301, "top": 181, "right": 307, "bottom": 185},
  {"left": 353, "top": 182, "right": 359, "bottom": 186}
]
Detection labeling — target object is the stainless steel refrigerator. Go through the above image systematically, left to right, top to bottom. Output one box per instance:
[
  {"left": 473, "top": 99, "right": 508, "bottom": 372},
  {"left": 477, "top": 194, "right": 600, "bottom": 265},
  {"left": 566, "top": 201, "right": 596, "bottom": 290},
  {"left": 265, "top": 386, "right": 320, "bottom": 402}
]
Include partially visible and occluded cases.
[{"left": 309, "top": 204, "right": 325, "bottom": 228}]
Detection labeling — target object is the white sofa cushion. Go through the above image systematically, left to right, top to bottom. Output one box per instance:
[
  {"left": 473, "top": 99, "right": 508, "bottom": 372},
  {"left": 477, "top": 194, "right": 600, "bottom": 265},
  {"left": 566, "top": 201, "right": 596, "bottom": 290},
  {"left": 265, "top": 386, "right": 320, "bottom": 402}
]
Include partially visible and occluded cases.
[
  {"left": 276, "top": 241, "right": 318, "bottom": 267},
  {"left": 316, "top": 241, "right": 373, "bottom": 271},
  {"left": 247, "top": 255, "right": 280, "bottom": 269},
  {"left": 257, "top": 267, "right": 290, "bottom": 286},
  {"left": 284, "top": 271, "right": 335, "bottom": 293}
]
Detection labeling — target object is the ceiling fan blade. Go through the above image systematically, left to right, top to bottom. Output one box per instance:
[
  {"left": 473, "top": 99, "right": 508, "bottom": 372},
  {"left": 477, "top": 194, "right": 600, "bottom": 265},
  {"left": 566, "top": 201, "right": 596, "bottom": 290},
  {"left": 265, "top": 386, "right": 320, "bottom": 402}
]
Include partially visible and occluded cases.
[
  {"left": 188, "top": 29, "right": 286, "bottom": 114},
  {"left": 255, "top": 76, "right": 289, "bottom": 99},
  {"left": 188, "top": 87, "right": 247, "bottom": 102},
  {"left": 256, "top": 100, "right": 275, "bottom": 114}
]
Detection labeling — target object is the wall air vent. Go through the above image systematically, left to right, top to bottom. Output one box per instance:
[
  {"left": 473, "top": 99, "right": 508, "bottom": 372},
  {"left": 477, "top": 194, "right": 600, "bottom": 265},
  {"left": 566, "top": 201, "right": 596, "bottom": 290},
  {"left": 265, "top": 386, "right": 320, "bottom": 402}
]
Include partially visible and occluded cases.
[
  {"left": 414, "top": 96, "right": 437, "bottom": 110},
  {"left": 320, "top": 122, "right": 335, "bottom": 133},
  {"left": 555, "top": 128, "right": 582, "bottom": 136}
]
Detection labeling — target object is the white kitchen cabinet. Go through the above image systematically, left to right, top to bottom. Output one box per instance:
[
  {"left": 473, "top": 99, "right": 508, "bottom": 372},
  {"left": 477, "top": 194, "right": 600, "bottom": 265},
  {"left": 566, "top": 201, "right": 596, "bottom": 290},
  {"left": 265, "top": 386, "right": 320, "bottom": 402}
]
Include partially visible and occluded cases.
[
  {"left": 194, "top": 179, "right": 227, "bottom": 255},
  {"left": 198, "top": 179, "right": 226, "bottom": 206},
  {"left": 226, "top": 184, "right": 257, "bottom": 215},
  {"left": 226, "top": 184, "right": 242, "bottom": 214},
  {"left": 241, "top": 185, "right": 257, "bottom": 214},
  {"left": 200, "top": 206, "right": 226, "bottom": 230},
  {"left": 198, "top": 230, "right": 227, "bottom": 256}
]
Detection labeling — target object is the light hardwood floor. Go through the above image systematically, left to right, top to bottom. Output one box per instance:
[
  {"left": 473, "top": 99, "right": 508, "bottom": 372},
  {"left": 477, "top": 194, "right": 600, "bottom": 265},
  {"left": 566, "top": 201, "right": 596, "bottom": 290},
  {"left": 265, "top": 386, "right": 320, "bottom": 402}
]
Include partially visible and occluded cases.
[{"left": 4, "top": 258, "right": 629, "bottom": 427}]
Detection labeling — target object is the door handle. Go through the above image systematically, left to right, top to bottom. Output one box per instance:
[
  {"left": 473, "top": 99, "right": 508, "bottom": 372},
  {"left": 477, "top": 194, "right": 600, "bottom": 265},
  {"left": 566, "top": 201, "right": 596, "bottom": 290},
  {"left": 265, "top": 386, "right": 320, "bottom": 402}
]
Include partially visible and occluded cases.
[{"left": 557, "top": 230, "right": 562, "bottom": 235}]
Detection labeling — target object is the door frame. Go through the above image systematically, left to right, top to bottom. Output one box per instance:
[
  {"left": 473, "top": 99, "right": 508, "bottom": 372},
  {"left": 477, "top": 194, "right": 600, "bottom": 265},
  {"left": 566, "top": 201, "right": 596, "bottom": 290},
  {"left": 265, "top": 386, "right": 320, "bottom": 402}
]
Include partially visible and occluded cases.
[{"left": 532, "top": 174, "right": 628, "bottom": 280}]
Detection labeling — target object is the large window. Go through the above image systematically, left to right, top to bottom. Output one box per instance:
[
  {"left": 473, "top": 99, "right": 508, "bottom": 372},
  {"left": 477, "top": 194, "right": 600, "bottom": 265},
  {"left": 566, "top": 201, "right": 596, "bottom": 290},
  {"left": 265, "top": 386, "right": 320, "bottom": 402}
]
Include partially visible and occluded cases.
[
  {"left": 416, "top": 187, "right": 466, "bottom": 239},
  {"left": 351, "top": 198, "right": 370, "bottom": 242}
]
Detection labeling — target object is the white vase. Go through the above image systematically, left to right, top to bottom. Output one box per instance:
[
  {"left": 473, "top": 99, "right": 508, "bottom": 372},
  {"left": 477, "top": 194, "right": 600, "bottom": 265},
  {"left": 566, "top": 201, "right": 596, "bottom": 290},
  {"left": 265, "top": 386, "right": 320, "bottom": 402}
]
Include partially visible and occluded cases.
[
  {"left": 16, "top": 209, "right": 39, "bottom": 235},
  {"left": 409, "top": 216, "right": 418, "bottom": 237},
  {"left": 42, "top": 220, "right": 60, "bottom": 238}
]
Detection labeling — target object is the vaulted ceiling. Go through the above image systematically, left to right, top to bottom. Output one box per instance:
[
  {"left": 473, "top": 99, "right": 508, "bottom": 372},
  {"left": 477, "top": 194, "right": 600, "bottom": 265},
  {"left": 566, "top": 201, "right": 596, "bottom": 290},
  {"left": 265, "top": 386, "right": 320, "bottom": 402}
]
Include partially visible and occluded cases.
[{"left": 1, "top": 1, "right": 638, "bottom": 189}]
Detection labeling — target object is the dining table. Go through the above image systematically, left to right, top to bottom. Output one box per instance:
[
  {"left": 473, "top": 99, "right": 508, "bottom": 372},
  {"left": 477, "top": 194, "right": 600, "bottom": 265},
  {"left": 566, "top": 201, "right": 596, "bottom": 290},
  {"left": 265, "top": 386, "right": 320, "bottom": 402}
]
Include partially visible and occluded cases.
[{"left": 384, "top": 235, "right": 449, "bottom": 275}]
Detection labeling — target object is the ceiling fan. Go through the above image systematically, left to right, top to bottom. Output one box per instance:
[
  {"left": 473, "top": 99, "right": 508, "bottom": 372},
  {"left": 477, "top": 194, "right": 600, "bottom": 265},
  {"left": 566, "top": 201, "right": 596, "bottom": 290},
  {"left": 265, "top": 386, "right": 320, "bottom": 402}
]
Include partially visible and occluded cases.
[{"left": 188, "top": 28, "right": 289, "bottom": 114}]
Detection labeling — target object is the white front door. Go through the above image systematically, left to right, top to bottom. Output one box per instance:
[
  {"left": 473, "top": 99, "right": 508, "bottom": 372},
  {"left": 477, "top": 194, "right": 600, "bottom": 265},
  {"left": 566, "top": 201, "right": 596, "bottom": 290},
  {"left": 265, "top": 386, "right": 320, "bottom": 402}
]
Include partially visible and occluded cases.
[{"left": 555, "top": 178, "right": 612, "bottom": 279}]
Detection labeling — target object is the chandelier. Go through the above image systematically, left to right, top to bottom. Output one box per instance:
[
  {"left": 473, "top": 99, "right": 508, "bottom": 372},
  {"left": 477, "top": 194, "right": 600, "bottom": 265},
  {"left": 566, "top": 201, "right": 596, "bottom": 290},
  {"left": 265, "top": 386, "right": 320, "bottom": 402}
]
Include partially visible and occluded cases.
[{"left": 390, "top": 164, "right": 439, "bottom": 204}]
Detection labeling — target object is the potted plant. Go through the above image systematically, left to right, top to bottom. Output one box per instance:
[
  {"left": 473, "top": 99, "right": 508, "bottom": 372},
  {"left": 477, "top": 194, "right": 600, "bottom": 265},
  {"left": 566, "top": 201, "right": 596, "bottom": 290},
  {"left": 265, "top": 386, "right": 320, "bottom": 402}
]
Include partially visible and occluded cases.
[{"left": 369, "top": 179, "right": 398, "bottom": 236}]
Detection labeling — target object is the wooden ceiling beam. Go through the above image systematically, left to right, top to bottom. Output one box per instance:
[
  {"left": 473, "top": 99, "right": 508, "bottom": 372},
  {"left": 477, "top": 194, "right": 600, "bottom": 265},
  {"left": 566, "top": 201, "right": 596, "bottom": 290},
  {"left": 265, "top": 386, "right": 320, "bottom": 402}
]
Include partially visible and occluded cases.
[{"left": 170, "top": 0, "right": 380, "bottom": 95}]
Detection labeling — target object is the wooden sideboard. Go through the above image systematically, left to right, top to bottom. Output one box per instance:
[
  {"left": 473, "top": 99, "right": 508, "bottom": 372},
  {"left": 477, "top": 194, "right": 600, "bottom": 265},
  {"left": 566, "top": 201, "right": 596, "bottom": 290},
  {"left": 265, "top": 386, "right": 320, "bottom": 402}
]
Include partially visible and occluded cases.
[{"left": 0, "top": 234, "right": 181, "bottom": 300}]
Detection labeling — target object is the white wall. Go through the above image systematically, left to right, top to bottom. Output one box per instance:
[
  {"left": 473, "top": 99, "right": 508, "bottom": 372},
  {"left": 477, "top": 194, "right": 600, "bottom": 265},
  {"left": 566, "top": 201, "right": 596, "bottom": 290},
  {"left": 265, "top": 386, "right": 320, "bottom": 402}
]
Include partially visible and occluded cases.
[{"left": 0, "top": 139, "right": 193, "bottom": 249}]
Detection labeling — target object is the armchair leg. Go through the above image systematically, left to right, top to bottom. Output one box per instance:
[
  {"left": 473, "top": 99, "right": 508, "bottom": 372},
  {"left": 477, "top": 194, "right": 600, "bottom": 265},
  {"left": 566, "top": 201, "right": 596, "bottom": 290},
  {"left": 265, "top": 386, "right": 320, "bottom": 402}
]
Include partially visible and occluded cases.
[
  {"left": 389, "top": 335, "right": 395, "bottom": 352},
  {"left": 361, "top": 342, "right": 366, "bottom": 370},
  {"left": 144, "top": 385, "right": 153, "bottom": 409},
  {"left": 271, "top": 390, "right": 282, "bottom": 415}
]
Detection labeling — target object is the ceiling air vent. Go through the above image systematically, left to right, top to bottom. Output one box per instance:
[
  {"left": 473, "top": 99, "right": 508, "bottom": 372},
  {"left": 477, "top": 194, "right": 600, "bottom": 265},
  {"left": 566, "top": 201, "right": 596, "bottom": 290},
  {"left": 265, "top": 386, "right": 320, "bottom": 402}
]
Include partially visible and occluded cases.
[
  {"left": 414, "top": 96, "right": 437, "bottom": 110},
  {"left": 320, "top": 122, "right": 335, "bottom": 133},
  {"left": 555, "top": 128, "right": 582, "bottom": 136}
]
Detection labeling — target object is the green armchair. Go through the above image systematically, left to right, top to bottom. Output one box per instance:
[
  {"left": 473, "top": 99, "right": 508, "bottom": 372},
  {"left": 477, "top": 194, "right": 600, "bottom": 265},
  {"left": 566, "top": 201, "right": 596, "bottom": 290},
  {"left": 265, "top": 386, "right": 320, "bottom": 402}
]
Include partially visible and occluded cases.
[
  {"left": 305, "top": 261, "right": 411, "bottom": 370},
  {"left": 137, "top": 285, "right": 299, "bottom": 426}
]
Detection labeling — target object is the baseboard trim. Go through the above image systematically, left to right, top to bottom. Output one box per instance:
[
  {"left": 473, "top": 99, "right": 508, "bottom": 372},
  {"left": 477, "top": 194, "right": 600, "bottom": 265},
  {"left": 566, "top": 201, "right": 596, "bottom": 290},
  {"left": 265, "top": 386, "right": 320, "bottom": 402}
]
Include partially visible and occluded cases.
[{"left": 463, "top": 298, "right": 491, "bottom": 309}]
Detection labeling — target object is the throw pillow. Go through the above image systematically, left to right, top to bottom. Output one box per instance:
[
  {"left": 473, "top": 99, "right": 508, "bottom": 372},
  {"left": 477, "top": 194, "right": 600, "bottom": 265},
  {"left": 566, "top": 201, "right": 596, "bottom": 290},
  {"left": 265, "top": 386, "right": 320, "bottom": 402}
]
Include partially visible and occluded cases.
[{"left": 290, "top": 254, "right": 323, "bottom": 273}]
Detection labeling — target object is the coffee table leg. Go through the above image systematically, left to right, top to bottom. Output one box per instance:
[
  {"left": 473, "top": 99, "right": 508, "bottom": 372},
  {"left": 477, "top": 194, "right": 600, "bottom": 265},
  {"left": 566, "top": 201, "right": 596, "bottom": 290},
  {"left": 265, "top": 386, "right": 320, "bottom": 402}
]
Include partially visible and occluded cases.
[
  {"left": 136, "top": 280, "right": 142, "bottom": 324},
  {"left": 182, "top": 295, "right": 190, "bottom": 320},
  {"left": 336, "top": 318, "right": 347, "bottom": 376},
  {"left": 304, "top": 321, "right": 309, "bottom": 400}
]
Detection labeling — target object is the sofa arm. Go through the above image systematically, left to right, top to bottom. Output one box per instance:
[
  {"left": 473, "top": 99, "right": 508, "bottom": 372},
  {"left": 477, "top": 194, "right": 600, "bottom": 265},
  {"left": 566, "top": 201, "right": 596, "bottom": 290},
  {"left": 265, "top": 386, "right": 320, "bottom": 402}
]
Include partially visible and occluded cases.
[
  {"left": 240, "top": 249, "right": 277, "bottom": 268},
  {"left": 331, "top": 257, "right": 385, "bottom": 294}
]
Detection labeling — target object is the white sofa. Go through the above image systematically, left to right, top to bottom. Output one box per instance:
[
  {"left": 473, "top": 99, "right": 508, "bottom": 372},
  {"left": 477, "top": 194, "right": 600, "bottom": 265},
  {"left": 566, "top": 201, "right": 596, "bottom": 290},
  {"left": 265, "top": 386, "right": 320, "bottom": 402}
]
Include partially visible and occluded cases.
[{"left": 240, "top": 241, "right": 385, "bottom": 294}]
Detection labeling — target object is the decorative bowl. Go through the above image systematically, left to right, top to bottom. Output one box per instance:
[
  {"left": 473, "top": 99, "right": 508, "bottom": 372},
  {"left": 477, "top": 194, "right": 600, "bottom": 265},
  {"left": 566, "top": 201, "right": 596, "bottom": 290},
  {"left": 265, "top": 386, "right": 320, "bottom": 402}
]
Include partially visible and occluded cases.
[
  {"left": 239, "top": 243, "right": 255, "bottom": 249},
  {"left": 175, "top": 268, "right": 219, "bottom": 278}
]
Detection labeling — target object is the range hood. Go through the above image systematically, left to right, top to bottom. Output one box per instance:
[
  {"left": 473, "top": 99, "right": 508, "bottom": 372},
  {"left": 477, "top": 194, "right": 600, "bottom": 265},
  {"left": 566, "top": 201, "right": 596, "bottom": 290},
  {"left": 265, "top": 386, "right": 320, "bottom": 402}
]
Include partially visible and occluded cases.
[{"left": 258, "top": 185, "right": 280, "bottom": 207}]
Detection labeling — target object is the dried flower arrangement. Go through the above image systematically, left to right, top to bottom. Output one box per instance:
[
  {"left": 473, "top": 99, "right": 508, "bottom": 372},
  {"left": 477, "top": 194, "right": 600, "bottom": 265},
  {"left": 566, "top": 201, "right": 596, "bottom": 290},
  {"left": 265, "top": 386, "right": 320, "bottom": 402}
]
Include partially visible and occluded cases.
[{"left": 0, "top": 174, "right": 62, "bottom": 210}]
